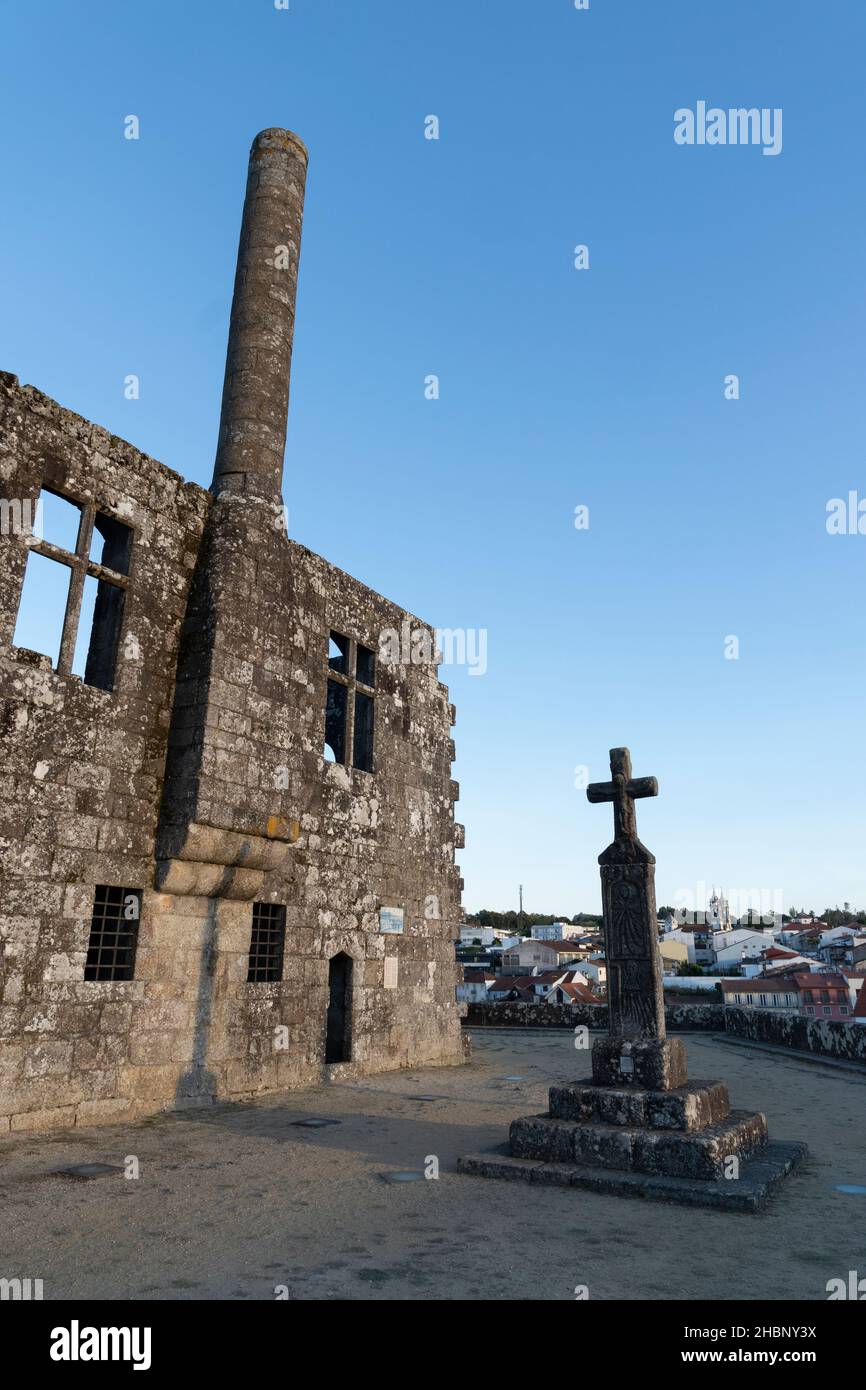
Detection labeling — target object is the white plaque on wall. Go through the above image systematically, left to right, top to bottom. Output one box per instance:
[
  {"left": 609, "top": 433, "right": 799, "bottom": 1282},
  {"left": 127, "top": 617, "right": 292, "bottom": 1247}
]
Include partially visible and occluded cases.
[{"left": 379, "top": 906, "right": 404, "bottom": 935}]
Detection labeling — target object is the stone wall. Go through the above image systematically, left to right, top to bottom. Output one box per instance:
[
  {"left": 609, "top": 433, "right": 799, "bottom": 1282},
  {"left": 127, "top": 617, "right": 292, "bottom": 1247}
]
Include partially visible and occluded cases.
[
  {"left": 0, "top": 373, "right": 465, "bottom": 1133},
  {"left": 464, "top": 999, "right": 866, "bottom": 1061},
  {"left": 464, "top": 1000, "right": 725, "bottom": 1031},
  {"left": 723, "top": 1006, "right": 866, "bottom": 1063}
]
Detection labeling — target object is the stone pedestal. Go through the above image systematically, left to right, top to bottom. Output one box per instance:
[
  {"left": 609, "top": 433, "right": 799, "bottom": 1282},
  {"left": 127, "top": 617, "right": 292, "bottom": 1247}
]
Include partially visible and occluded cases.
[
  {"left": 591, "top": 1035, "right": 688, "bottom": 1090},
  {"left": 458, "top": 1069, "right": 806, "bottom": 1211}
]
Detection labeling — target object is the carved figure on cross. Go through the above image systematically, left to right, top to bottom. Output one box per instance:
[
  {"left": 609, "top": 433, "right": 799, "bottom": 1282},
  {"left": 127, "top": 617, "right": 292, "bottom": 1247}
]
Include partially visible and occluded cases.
[{"left": 586, "top": 747, "right": 657, "bottom": 844}]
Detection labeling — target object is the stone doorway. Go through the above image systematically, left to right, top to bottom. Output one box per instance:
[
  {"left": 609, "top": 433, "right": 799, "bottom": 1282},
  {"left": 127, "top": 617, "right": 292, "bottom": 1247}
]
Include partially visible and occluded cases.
[{"left": 325, "top": 952, "right": 353, "bottom": 1063}]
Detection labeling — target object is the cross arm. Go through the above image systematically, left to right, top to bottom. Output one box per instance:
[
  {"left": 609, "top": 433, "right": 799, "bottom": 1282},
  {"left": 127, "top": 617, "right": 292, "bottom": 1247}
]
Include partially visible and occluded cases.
[
  {"left": 628, "top": 776, "right": 658, "bottom": 800},
  {"left": 586, "top": 780, "right": 615, "bottom": 803}
]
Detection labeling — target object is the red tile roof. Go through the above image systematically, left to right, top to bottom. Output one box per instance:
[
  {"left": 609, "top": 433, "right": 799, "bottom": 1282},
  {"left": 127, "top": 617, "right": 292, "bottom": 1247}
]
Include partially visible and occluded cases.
[
  {"left": 791, "top": 972, "right": 849, "bottom": 990},
  {"left": 490, "top": 973, "right": 560, "bottom": 991},
  {"left": 721, "top": 978, "right": 794, "bottom": 994},
  {"left": 557, "top": 982, "right": 603, "bottom": 1004}
]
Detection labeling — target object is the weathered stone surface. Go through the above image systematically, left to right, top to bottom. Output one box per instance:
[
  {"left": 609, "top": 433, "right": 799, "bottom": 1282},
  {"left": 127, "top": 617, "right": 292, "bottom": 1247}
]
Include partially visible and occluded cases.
[
  {"left": 0, "top": 129, "right": 466, "bottom": 1135},
  {"left": 464, "top": 1000, "right": 726, "bottom": 1030},
  {"left": 724, "top": 1005, "right": 866, "bottom": 1064},
  {"left": 591, "top": 1035, "right": 688, "bottom": 1091},
  {"left": 550, "top": 1079, "right": 731, "bottom": 1131},
  {"left": 508, "top": 1108, "right": 766, "bottom": 1178},
  {"left": 631, "top": 1110, "right": 768, "bottom": 1179},
  {"left": 457, "top": 1140, "right": 808, "bottom": 1213}
]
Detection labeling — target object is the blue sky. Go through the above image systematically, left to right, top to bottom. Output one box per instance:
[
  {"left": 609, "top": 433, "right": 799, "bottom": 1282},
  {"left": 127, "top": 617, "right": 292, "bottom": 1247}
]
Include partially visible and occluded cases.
[{"left": 2, "top": 0, "right": 865, "bottom": 916}]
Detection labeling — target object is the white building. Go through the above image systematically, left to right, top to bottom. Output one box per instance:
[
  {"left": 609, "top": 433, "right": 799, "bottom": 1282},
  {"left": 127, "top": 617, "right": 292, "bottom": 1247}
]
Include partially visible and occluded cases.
[
  {"left": 531, "top": 922, "right": 584, "bottom": 941},
  {"left": 459, "top": 925, "right": 520, "bottom": 949},
  {"left": 713, "top": 928, "right": 776, "bottom": 971},
  {"left": 579, "top": 960, "right": 607, "bottom": 990},
  {"left": 456, "top": 970, "right": 496, "bottom": 1003}
]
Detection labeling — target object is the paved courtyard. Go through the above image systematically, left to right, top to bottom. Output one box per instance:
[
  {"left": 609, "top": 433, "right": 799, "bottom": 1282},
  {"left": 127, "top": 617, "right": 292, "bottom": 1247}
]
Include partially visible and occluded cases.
[{"left": 2, "top": 1029, "right": 863, "bottom": 1301}]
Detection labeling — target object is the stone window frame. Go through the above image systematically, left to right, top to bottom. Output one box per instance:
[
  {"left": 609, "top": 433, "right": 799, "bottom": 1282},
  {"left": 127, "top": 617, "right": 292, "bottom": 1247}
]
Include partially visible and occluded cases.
[
  {"left": 21, "top": 485, "right": 132, "bottom": 681},
  {"left": 324, "top": 629, "right": 376, "bottom": 773}
]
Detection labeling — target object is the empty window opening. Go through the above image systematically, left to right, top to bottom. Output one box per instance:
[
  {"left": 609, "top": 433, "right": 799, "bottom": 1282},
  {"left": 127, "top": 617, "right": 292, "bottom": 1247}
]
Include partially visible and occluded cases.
[
  {"left": 11, "top": 486, "right": 132, "bottom": 690},
  {"left": 36, "top": 487, "right": 82, "bottom": 551},
  {"left": 89, "top": 511, "right": 133, "bottom": 574},
  {"left": 12, "top": 550, "right": 71, "bottom": 666},
  {"left": 83, "top": 577, "right": 126, "bottom": 690},
  {"left": 323, "top": 630, "right": 376, "bottom": 773},
  {"left": 328, "top": 631, "right": 349, "bottom": 675},
  {"left": 356, "top": 642, "right": 376, "bottom": 687},
  {"left": 325, "top": 679, "right": 347, "bottom": 764},
  {"left": 353, "top": 690, "right": 374, "bottom": 773},
  {"left": 84, "top": 885, "right": 142, "bottom": 981},
  {"left": 247, "top": 903, "right": 287, "bottom": 983},
  {"left": 325, "top": 952, "right": 353, "bottom": 1063}
]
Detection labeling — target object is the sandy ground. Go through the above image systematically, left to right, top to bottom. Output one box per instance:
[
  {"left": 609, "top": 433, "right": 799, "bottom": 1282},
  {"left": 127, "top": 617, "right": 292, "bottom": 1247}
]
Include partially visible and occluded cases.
[{"left": 1, "top": 1029, "right": 864, "bottom": 1301}]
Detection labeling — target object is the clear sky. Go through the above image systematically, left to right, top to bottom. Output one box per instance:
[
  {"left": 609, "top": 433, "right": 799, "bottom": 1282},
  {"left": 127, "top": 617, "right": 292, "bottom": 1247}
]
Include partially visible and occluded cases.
[{"left": 2, "top": 0, "right": 864, "bottom": 917}]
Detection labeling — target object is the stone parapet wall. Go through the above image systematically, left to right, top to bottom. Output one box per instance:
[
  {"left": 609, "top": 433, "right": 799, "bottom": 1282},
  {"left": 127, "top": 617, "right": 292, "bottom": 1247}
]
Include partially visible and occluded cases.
[
  {"left": 464, "top": 1000, "right": 725, "bottom": 1031},
  {"left": 464, "top": 1000, "right": 866, "bottom": 1062},
  {"left": 723, "top": 1005, "right": 866, "bottom": 1062}
]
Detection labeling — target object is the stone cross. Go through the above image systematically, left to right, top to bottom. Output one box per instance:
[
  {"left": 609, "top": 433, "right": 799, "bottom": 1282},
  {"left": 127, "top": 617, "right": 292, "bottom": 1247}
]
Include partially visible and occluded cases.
[
  {"left": 586, "top": 747, "right": 687, "bottom": 1090},
  {"left": 586, "top": 747, "right": 657, "bottom": 851}
]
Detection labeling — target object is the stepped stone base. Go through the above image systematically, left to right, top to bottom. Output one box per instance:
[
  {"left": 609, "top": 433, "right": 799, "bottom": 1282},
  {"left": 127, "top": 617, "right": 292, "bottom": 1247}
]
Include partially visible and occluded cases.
[
  {"left": 459, "top": 1074, "right": 806, "bottom": 1210},
  {"left": 550, "top": 1079, "right": 730, "bottom": 1131},
  {"left": 510, "top": 1108, "right": 767, "bottom": 1180},
  {"left": 456, "top": 1141, "right": 808, "bottom": 1213}
]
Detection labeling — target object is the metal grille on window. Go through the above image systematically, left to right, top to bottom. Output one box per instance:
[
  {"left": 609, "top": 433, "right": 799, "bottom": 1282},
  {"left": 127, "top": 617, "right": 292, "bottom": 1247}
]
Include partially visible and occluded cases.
[
  {"left": 84, "top": 885, "right": 142, "bottom": 981},
  {"left": 247, "top": 903, "right": 286, "bottom": 983}
]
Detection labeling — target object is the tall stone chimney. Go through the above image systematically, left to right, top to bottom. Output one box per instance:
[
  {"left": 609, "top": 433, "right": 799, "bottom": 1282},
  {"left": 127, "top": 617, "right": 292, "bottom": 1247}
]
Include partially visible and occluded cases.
[
  {"left": 211, "top": 128, "right": 309, "bottom": 504},
  {"left": 158, "top": 129, "right": 309, "bottom": 899}
]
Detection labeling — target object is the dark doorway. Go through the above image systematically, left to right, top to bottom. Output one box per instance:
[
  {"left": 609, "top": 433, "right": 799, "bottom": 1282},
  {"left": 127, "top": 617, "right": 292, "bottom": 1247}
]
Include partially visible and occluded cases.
[{"left": 325, "top": 953, "right": 353, "bottom": 1063}]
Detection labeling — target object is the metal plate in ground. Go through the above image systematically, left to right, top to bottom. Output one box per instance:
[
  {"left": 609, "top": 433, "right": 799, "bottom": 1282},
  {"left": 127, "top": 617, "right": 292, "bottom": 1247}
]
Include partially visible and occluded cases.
[{"left": 52, "top": 1163, "right": 124, "bottom": 1180}]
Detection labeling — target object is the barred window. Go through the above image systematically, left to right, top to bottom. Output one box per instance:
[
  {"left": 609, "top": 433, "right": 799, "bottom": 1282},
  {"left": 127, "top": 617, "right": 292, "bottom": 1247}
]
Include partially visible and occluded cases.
[
  {"left": 84, "top": 885, "right": 142, "bottom": 981},
  {"left": 247, "top": 903, "right": 286, "bottom": 983}
]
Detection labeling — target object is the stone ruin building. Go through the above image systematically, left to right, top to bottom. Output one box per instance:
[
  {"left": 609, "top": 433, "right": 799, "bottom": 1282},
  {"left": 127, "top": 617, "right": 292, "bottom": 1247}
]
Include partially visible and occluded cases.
[{"left": 0, "top": 128, "right": 466, "bottom": 1134}]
